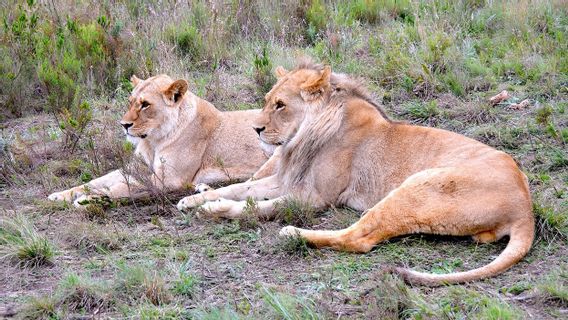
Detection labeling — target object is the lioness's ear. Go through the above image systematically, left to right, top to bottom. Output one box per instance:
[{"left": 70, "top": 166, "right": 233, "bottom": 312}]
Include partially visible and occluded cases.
[
  {"left": 275, "top": 66, "right": 288, "bottom": 78},
  {"left": 300, "top": 66, "right": 331, "bottom": 101},
  {"left": 131, "top": 75, "right": 142, "bottom": 87},
  {"left": 163, "top": 79, "right": 188, "bottom": 104}
]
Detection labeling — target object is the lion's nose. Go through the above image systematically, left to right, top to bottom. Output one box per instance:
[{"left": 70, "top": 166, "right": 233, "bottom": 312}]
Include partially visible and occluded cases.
[
  {"left": 121, "top": 122, "right": 133, "bottom": 131},
  {"left": 253, "top": 126, "right": 265, "bottom": 135}
]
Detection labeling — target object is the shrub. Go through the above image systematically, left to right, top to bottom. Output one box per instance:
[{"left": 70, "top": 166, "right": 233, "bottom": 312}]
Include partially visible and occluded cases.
[
  {"left": 167, "top": 23, "right": 204, "bottom": 61},
  {"left": 253, "top": 46, "right": 275, "bottom": 95}
]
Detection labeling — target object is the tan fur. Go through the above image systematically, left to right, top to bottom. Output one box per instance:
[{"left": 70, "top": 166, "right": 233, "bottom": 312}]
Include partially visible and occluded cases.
[
  {"left": 177, "top": 63, "right": 534, "bottom": 285},
  {"left": 48, "top": 74, "right": 271, "bottom": 206}
]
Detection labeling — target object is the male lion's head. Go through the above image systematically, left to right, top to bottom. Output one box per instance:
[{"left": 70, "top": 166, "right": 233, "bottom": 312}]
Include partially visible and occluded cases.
[
  {"left": 252, "top": 63, "right": 331, "bottom": 147},
  {"left": 121, "top": 74, "right": 188, "bottom": 142}
]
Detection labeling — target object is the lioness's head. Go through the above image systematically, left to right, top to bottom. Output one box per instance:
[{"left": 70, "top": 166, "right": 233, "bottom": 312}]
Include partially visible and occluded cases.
[
  {"left": 252, "top": 64, "right": 331, "bottom": 146},
  {"left": 121, "top": 74, "right": 188, "bottom": 141}
]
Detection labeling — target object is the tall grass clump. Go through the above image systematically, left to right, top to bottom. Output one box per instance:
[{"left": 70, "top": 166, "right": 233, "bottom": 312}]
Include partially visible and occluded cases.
[
  {"left": 275, "top": 197, "right": 319, "bottom": 228},
  {"left": 0, "top": 214, "right": 56, "bottom": 268},
  {"left": 114, "top": 262, "right": 172, "bottom": 306},
  {"left": 537, "top": 268, "right": 568, "bottom": 307},
  {"left": 57, "top": 273, "right": 114, "bottom": 314},
  {"left": 260, "top": 286, "right": 322, "bottom": 320},
  {"left": 19, "top": 295, "right": 58, "bottom": 320}
]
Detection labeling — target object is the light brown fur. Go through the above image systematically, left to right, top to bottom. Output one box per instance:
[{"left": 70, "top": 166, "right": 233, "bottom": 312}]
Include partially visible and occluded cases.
[
  {"left": 177, "top": 64, "right": 534, "bottom": 285},
  {"left": 48, "top": 74, "right": 271, "bottom": 206}
]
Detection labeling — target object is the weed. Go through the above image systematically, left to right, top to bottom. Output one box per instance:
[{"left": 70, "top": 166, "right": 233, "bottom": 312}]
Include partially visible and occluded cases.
[
  {"left": 305, "top": 0, "right": 327, "bottom": 43},
  {"left": 166, "top": 23, "right": 204, "bottom": 62},
  {"left": 253, "top": 45, "right": 275, "bottom": 94},
  {"left": 400, "top": 100, "right": 441, "bottom": 122},
  {"left": 238, "top": 197, "right": 260, "bottom": 230},
  {"left": 275, "top": 198, "right": 319, "bottom": 228},
  {"left": 533, "top": 202, "right": 568, "bottom": 242},
  {"left": 0, "top": 214, "right": 56, "bottom": 268},
  {"left": 62, "top": 221, "right": 127, "bottom": 253},
  {"left": 277, "top": 233, "right": 311, "bottom": 258},
  {"left": 114, "top": 262, "right": 171, "bottom": 306},
  {"left": 171, "top": 262, "right": 199, "bottom": 298},
  {"left": 537, "top": 268, "right": 568, "bottom": 307},
  {"left": 57, "top": 273, "right": 113, "bottom": 313},
  {"left": 143, "top": 273, "right": 171, "bottom": 306},
  {"left": 360, "top": 273, "right": 419, "bottom": 319},
  {"left": 501, "top": 282, "right": 532, "bottom": 296},
  {"left": 260, "top": 285, "right": 321, "bottom": 320},
  {"left": 435, "top": 287, "right": 522, "bottom": 319},
  {"left": 19, "top": 295, "right": 58, "bottom": 320},
  {"left": 133, "top": 304, "right": 189, "bottom": 320},
  {"left": 191, "top": 305, "right": 243, "bottom": 320}
]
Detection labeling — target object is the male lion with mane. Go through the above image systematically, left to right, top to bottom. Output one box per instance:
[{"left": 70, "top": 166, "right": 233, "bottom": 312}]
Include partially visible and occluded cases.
[
  {"left": 177, "top": 62, "right": 534, "bottom": 285},
  {"left": 48, "top": 74, "right": 274, "bottom": 206}
]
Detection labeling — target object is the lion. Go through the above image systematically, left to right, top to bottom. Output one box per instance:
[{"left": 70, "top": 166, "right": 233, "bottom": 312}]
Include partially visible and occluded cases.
[
  {"left": 176, "top": 62, "right": 534, "bottom": 285},
  {"left": 48, "top": 74, "right": 274, "bottom": 206}
]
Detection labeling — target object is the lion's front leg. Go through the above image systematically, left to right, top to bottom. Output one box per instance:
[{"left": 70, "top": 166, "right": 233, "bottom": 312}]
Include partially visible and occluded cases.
[
  {"left": 249, "top": 146, "right": 282, "bottom": 181},
  {"left": 48, "top": 170, "right": 126, "bottom": 203},
  {"left": 177, "top": 175, "right": 281, "bottom": 211},
  {"left": 197, "top": 196, "right": 286, "bottom": 219}
]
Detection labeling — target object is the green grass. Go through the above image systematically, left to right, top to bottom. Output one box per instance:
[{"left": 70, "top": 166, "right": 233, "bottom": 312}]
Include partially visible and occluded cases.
[
  {"left": 275, "top": 197, "right": 320, "bottom": 228},
  {"left": 0, "top": 214, "right": 56, "bottom": 268},
  {"left": 277, "top": 233, "right": 312, "bottom": 258},
  {"left": 171, "top": 262, "right": 199, "bottom": 298},
  {"left": 537, "top": 268, "right": 568, "bottom": 306},
  {"left": 57, "top": 273, "right": 114, "bottom": 314},
  {"left": 260, "top": 286, "right": 322, "bottom": 320},
  {"left": 19, "top": 295, "right": 58, "bottom": 320}
]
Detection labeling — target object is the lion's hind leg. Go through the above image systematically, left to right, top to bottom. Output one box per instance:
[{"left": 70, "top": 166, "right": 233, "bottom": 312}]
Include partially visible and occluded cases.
[
  {"left": 279, "top": 167, "right": 509, "bottom": 253},
  {"left": 472, "top": 231, "right": 497, "bottom": 244}
]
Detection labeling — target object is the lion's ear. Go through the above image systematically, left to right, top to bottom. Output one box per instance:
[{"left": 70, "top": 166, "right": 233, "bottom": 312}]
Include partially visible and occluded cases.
[
  {"left": 300, "top": 65, "right": 331, "bottom": 101},
  {"left": 275, "top": 66, "right": 288, "bottom": 78},
  {"left": 131, "top": 75, "right": 142, "bottom": 87},
  {"left": 163, "top": 79, "right": 188, "bottom": 104}
]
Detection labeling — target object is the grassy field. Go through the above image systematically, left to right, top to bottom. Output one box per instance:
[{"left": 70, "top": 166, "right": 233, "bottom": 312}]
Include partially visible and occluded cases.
[{"left": 1, "top": 0, "right": 567, "bottom": 319}]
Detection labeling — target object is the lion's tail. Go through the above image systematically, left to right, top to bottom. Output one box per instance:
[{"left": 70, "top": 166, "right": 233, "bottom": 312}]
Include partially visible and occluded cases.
[{"left": 392, "top": 220, "right": 534, "bottom": 286}]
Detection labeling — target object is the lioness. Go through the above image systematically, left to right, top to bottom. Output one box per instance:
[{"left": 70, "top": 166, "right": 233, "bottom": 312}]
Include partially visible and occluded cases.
[
  {"left": 177, "top": 62, "right": 534, "bottom": 285},
  {"left": 48, "top": 74, "right": 273, "bottom": 206}
]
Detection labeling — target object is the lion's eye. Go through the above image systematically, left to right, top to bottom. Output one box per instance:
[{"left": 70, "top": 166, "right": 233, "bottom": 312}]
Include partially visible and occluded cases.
[
  {"left": 141, "top": 101, "right": 150, "bottom": 110},
  {"left": 275, "top": 101, "right": 285, "bottom": 110}
]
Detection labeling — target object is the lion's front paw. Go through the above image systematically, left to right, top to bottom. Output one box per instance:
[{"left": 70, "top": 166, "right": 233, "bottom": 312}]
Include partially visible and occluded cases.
[
  {"left": 48, "top": 189, "right": 83, "bottom": 202},
  {"left": 48, "top": 191, "right": 69, "bottom": 202},
  {"left": 177, "top": 191, "right": 220, "bottom": 211},
  {"left": 177, "top": 195, "right": 204, "bottom": 211},
  {"left": 198, "top": 199, "right": 244, "bottom": 218},
  {"left": 279, "top": 226, "right": 301, "bottom": 237}
]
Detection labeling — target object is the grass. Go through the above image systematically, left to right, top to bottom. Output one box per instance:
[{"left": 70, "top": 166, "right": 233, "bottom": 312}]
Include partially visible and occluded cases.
[
  {"left": 1, "top": 0, "right": 567, "bottom": 318},
  {"left": 275, "top": 197, "right": 320, "bottom": 228},
  {"left": 0, "top": 214, "right": 56, "bottom": 268},
  {"left": 62, "top": 220, "right": 128, "bottom": 253},
  {"left": 277, "top": 233, "right": 313, "bottom": 258},
  {"left": 114, "top": 261, "right": 171, "bottom": 306},
  {"left": 537, "top": 268, "right": 568, "bottom": 307},
  {"left": 57, "top": 273, "right": 113, "bottom": 314},
  {"left": 260, "top": 285, "right": 322, "bottom": 320},
  {"left": 19, "top": 295, "right": 58, "bottom": 320}
]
